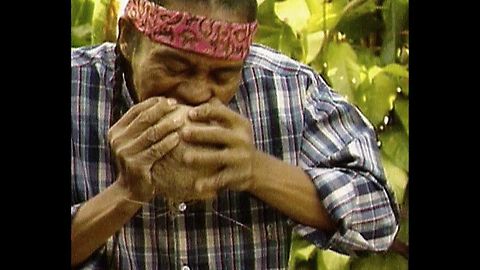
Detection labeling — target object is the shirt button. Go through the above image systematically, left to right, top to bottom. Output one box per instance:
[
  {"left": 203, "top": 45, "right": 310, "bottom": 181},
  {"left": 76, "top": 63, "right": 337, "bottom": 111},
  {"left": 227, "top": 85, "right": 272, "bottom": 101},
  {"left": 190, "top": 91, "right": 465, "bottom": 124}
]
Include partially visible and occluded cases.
[
  {"left": 178, "top": 202, "right": 187, "bottom": 212},
  {"left": 181, "top": 265, "right": 190, "bottom": 270}
]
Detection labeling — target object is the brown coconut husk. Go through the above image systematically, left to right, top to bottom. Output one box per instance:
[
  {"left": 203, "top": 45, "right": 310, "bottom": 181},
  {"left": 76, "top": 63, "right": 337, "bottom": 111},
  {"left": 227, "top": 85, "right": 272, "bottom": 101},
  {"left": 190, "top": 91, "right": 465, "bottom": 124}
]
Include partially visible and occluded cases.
[{"left": 151, "top": 104, "right": 221, "bottom": 213}]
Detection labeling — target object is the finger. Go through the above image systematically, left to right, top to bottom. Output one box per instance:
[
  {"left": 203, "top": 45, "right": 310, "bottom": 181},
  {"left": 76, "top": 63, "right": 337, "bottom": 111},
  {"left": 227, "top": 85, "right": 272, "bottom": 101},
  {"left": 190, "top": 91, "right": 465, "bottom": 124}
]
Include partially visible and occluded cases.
[
  {"left": 108, "top": 97, "right": 165, "bottom": 144},
  {"left": 114, "top": 97, "right": 176, "bottom": 128},
  {"left": 208, "top": 97, "right": 224, "bottom": 106},
  {"left": 108, "top": 98, "right": 179, "bottom": 152},
  {"left": 128, "top": 98, "right": 179, "bottom": 133},
  {"left": 188, "top": 103, "right": 239, "bottom": 127},
  {"left": 131, "top": 112, "right": 185, "bottom": 152},
  {"left": 181, "top": 125, "right": 243, "bottom": 146},
  {"left": 138, "top": 131, "right": 181, "bottom": 163},
  {"left": 183, "top": 148, "right": 248, "bottom": 167},
  {"left": 194, "top": 168, "right": 236, "bottom": 194},
  {"left": 196, "top": 168, "right": 252, "bottom": 194},
  {"left": 195, "top": 174, "right": 225, "bottom": 195}
]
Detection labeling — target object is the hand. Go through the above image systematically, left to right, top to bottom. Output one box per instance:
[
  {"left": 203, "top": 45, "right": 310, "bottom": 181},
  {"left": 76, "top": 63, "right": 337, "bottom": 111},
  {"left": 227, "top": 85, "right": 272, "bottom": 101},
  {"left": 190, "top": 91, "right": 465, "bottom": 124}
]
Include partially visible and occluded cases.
[
  {"left": 108, "top": 97, "right": 184, "bottom": 202},
  {"left": 180, "top": 98, "right": 256, "bottom": 198}
]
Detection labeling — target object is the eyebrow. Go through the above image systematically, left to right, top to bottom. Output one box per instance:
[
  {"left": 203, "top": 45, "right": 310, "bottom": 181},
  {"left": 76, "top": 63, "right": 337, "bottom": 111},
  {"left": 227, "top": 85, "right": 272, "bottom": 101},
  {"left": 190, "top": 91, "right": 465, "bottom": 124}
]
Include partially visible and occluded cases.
[
  {"left": 153, "top": 50, "right": 244, "bottom": 72},
  {"left": 153, "top": 51, "right": 193, "bottom": 66},
  {"left": 213, "top": 65, "right": 243, "bottom": 73}
]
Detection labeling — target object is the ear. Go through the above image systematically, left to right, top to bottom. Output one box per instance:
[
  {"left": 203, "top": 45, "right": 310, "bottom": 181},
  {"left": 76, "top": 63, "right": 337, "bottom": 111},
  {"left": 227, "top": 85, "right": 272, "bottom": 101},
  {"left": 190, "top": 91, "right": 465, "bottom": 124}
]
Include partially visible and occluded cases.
[{"left": 117, "top": 17, "right": 137, "bottom": 62}]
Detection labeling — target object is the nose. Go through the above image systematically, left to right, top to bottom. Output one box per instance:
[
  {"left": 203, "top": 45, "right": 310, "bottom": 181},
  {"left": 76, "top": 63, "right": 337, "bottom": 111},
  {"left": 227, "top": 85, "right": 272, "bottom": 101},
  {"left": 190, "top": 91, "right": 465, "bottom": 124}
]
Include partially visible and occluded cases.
[{"left": 176, "top": 79, "right": 214, "bottom": 105}]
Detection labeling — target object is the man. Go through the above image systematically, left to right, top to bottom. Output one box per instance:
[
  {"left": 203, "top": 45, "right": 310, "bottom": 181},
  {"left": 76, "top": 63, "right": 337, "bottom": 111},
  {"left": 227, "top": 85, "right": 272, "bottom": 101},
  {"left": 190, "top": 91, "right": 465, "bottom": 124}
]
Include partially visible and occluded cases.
[{"left": 71, "top": 0, "right": 399, "bottom": 269}]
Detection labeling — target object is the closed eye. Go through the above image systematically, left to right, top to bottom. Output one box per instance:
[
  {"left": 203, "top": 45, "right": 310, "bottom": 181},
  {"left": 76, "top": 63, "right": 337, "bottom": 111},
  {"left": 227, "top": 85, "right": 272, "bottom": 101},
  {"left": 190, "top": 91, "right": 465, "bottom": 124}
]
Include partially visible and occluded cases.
[
  {"left": 153, "top": 51, "right": 193, "bottom": 76},
  {"left": 211, "top": 66, "right": 242, "bottom": 84}
]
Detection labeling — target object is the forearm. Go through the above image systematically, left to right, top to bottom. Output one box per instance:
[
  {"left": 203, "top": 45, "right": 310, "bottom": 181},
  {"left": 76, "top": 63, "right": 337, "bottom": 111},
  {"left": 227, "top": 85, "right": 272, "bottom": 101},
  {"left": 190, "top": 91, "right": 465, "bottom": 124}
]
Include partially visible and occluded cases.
[
  {"left": 249, "top": 151, "right": 336, "bottom": 232},
  {"left": 71, "top": 180, "right": 143, "bottom": 267}
]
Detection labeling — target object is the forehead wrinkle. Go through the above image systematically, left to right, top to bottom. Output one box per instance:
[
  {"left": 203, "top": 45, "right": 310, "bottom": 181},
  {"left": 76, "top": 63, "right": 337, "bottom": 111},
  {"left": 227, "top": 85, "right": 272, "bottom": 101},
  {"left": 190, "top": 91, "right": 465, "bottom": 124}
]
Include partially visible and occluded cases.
[{"left": 147, "top": 42, "right": 244, "bottom": 71}]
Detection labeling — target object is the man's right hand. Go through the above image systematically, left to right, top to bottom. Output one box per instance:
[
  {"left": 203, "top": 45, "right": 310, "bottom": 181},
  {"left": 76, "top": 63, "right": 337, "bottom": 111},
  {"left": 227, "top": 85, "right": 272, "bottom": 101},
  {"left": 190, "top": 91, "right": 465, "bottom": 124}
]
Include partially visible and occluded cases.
[{"left": 107, "top": 97, "right": 184, "bottom": 203}]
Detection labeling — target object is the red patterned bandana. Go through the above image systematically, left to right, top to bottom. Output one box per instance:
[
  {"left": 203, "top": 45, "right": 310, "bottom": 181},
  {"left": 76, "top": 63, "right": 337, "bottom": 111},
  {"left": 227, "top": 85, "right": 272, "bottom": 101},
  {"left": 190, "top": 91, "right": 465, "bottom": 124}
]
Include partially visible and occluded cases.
[{"left": 124, "top": 0, "right": 258, "bottom": 61}]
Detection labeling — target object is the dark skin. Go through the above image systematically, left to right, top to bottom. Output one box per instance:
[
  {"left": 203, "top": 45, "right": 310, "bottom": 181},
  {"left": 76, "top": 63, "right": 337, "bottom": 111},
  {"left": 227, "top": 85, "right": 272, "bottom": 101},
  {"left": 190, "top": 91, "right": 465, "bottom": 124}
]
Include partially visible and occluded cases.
[{"left": 71, "top": 4, "right": 336, "bottom": 267}]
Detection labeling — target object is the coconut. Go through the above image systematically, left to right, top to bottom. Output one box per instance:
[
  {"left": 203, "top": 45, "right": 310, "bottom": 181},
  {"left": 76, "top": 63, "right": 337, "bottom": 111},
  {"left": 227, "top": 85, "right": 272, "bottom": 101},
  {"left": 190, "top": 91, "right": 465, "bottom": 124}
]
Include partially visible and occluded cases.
[{"left": 151, "top": 104, "right": 221, "bottom": 207}]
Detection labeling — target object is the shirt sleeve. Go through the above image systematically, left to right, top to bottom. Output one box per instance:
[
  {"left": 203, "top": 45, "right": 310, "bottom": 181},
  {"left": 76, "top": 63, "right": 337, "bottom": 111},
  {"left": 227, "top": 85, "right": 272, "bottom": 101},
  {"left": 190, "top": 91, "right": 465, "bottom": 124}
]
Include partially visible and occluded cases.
[{"left": 293, "top": 80, "right": 400, "bottom": 255}]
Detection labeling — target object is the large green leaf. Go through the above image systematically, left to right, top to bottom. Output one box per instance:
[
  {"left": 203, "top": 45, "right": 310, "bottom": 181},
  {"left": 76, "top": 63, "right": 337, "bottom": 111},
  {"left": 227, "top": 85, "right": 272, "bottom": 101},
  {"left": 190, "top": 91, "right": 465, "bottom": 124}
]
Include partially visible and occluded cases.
[
  {"left": 72, "top": 0, "right": 118, "bottom": 47},
  {"left": 72, "top": 0, "right": 95, "bottom": 26},
  {"left": 72, "top": 0, "right": 96, "bottom": 47},
  {"left": 256, "top": 0, "right": 304, "bottom": 60},
  {"left": 257, "top": 0, "right": 283, "bottom": 26},
  {"left": 274, "top": 0, "right": 311, "bottom": 34},
  {"left": 304, "top": 0, "right": 348, "bottom": 33},
  {"left": 304, "top": 0, "right": 324, "bottom": 15},
  {"left": 335, "top": 0, "right": 379, "bottom": 40},
  {"left": 341, "top": 0, "right": 377, "bottom": 18},
  {"left": 380, "top": 0, "right": 409, "bottom": 64},
  {"left": 336, "top": 11, "right": 382, "bottom": 42},
  {"left": 256, "top": 23, "right": 304, "bottom": 61},
  {"left": 72, "top": 24, "right": 94, "bottom": 46},
  {"left": 279, "top": 24, "right": 305, "bottom": 61},
  {"left": 255, "top": 25, "right": 283, "bottom": 49},
  {"left": 303, "top": 30, "right": 326, "bottom": 64},
  {"left": 324, "top": 41, "right": 361, "bottom": 102},
  {"left": 356, "top": 48, "right": 382, "bottom": 69},
  {"left": 383, "top": 63, "right": 409, "bottom": 78},
  {"left": 354, "top": 71, "right": 397, "bottom": 127},
  {"left": 398, "top": 76, "right": 409, "bottom": 97},
  {"left": 394, "top": 97, "right": 409, "bottom": 135},
  {"left": 379, "top": 124, "right": 409, "bottom": 172},
  {"left": 381, "top": 155, "right": 408, "bottom": 204},
  {"left": 288, "top": 233, "right": 318, "bottom": 270},
  {"left": 316, "top": 250, "right": 351, "bottom": 270},
  {"left": 350, "top": 252, "right": 408, "bottom": 270}
]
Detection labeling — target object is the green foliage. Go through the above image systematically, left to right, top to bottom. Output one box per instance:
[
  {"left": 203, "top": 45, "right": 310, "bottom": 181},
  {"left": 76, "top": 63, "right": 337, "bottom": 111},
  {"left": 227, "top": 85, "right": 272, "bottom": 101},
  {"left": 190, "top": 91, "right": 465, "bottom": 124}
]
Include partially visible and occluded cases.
[
  {"left": 71, "top": 0, "right": 119, "bottom": 47},
  {"left": 72, "top": 0, "right": 409, "bottom": 268},
  {"left": 255, "top": 0, "right": 409, "bottom": 269},
  {"left": 380, "top": 0, "right": 409, "bottom": 64},
  {"left": 288, "top": 233, "right": 351, "bottom": 270},
  {"left": 351, "top": 252, "right": 408, "bottom": 270}
]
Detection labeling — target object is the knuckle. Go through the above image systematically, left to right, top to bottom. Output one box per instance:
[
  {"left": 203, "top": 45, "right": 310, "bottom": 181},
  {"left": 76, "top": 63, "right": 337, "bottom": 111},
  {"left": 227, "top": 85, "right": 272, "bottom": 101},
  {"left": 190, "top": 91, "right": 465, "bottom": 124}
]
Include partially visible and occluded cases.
[
  {"left": 155, "top": 98, "right": 174, "bottom": 112},
  {"left": 129, "top": 103, "right": 145, "bottom": 118},
  {"left": 199, "top": 104, "right": 212, "bottom": 117},
  {"left": 138, "top": 111, "right": 154, "bottom": 125},
  {"left": 146, "top": 125, "right": 158, "bottom": 143},
  {"left": 107, "top": 131, "right": 116, "bottom": 146},
  {"left": 149, "top": 143, "right": 167, "bottom": 158},
  {"left": 148, "top": 146, "right": 162, "bottom": 158},
  {"left": 115, "top": 148, "right": 127, "bottom": 160},
  {"left": 183, "top": 151, "right": 194, "bottom": 164}
]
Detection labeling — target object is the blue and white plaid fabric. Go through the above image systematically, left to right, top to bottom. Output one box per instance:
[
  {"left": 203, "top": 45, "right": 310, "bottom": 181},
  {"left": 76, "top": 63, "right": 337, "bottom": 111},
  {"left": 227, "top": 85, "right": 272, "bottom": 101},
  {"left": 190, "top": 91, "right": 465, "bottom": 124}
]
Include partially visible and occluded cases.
[{"left": 71, "top": 43, "right": 399, "bottom": 269}]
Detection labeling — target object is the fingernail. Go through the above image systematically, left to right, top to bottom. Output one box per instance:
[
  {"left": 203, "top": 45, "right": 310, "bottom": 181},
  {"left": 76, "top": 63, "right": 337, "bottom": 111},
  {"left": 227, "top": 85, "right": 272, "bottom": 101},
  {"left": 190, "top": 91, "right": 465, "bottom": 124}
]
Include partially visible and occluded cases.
[
  {"left": 167, "top": 98, "right": 177, "bottom": 106},
  {"left": 188, "top": 109, "right": 197, "bottom": 119},
  {"left": 173, "top": 117, "right": 183, "bottom": 126},
  {"left": 181, "top": 127, "right": 190, "bottom": 138},
  {"left": 171, "top": 132, "right": 180, "bottom": 143},
  {"left": 183, "top": 153, "right": 192, "bottom": 164}
]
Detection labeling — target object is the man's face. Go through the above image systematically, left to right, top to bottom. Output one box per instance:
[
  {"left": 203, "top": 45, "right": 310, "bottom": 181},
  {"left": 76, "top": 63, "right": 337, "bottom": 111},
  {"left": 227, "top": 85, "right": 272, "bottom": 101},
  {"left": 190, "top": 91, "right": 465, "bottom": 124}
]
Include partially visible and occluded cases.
[{"left": 127, "top": 37, "right": 244, "bottom": 105}]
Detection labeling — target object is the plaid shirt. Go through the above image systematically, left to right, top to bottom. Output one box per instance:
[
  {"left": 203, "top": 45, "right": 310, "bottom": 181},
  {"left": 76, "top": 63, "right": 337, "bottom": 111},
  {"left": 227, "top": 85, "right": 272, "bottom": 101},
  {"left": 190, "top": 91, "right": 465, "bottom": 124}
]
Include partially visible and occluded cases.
[{"left": 71, "top": 43, "right": 399, "bottom": 269}]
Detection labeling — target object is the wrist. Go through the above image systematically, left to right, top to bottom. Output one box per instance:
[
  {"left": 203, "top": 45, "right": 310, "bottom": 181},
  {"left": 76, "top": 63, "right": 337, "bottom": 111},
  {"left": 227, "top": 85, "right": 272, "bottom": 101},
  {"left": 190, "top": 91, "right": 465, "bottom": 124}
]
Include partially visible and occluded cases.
[
  {"left": 248, "top": 150, "right": 267, "bottom": 194},
  {"left": 117, "top": 174, "right": 155, "bottom": 203}
]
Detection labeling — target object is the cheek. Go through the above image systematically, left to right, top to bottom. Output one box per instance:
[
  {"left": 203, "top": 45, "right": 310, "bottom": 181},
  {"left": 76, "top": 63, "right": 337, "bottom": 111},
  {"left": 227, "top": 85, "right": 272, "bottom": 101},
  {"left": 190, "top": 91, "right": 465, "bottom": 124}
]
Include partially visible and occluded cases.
[
  {"left": 134, "top": 66, "right": 178, "bottom": 101},
  {"left": 216, "top": 80, "right": 241, "bottom": 104}
]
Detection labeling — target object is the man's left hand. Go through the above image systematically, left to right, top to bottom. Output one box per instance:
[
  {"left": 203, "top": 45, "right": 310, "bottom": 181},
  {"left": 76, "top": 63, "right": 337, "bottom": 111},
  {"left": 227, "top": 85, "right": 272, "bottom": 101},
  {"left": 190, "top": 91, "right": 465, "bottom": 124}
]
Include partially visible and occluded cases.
[{"left": 180, "top": 98, "right": 257, "bottom": 197}]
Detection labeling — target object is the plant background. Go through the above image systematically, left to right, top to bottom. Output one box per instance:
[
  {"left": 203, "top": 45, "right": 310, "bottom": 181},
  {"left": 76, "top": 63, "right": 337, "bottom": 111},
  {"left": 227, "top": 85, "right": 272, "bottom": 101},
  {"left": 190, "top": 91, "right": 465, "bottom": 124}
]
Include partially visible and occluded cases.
[{"left": 71, "top": 0, "right": 409, "bottom": 269}]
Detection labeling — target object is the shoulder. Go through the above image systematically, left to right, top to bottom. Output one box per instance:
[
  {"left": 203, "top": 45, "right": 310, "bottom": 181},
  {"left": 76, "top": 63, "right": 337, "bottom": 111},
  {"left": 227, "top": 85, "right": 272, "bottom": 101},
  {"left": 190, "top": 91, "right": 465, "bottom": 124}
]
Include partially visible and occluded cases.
[
  {"left": 71, "top": 42, "right": 116, "bottom": 71},
  {"left": 244, "top": 44, "right": 318, "bottom": 79}
]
